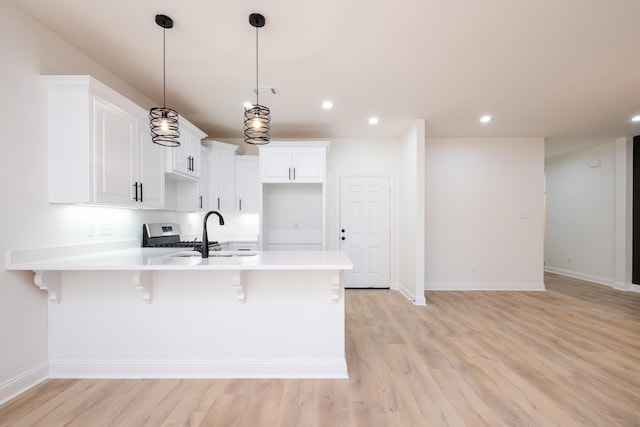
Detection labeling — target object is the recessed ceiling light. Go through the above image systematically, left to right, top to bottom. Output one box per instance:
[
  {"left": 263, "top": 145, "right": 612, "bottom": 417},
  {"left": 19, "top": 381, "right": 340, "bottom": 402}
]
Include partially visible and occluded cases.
[
  {"left": 322, "top": 100, "right": 334, "bottom": 110},
  {"left": 243, "top": 102, "right": 253, "bottom": 110},
  {"left": 480, "top": 115, "right": 492, "bottom": 123},
  {"left": 631, "top": 115, "right": 640, "bottom": 122},
  {"left": 369, "top": 117, "right": 379, "bottom": 125}
]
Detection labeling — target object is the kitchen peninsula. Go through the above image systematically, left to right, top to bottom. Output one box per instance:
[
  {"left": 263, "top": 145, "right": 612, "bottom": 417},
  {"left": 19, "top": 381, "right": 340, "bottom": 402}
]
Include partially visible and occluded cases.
[{"left": 5, "top": 243, "right": 353, "bottom": 379}]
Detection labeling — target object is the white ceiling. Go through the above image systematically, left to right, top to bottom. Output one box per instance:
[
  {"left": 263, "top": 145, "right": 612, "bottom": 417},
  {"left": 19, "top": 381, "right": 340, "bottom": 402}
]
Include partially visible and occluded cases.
[{"left": 11, "top": 0, "right": 640, "bottom": 157}]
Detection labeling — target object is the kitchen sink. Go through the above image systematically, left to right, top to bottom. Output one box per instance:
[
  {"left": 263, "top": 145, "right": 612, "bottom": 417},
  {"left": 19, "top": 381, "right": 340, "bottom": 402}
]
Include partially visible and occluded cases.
[{"left": 170, "top": 251, "right": 258, "bottom": 258}]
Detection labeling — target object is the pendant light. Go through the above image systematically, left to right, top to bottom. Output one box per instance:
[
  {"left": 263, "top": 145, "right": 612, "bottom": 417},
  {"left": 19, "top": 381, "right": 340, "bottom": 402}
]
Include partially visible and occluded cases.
[
  {"left": 244, "top": 13, "right": 271, "bottom": 145},
  {"left": 149, "top": 14, "right": 180, "bottom": 147}
]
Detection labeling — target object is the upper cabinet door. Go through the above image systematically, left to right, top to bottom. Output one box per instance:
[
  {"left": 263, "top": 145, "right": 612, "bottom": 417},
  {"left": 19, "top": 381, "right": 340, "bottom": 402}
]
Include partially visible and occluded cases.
[
  {"left": 93, "top": 98, "right": 136, "bottom": 206},
  {"left": 165, "top": 117, "right": 206, "bottom": 181},
  {"left": 137, "top": 118, "right": 165, "bottom": 209},
  {"left": 204, "top": 140, "right": 239, "bottom": 212},
  {"left": 258, "top": 143, "right": 328, "bottom": 183},
  {"left": 176, "top": 145, "right": 209, "bottom": 212},
  {"left": 291, "top": 148, "right": 325, "bottom": 182},
  {"left": 259, "top": 149, "right": 292, "bottom": 182},
  {"left": 236, "top": 156, "right": 260, "bottom": 213}
]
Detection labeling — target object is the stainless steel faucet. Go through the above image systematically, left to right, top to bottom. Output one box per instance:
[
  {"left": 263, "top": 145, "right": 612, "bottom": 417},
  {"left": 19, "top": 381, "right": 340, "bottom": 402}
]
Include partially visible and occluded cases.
[{"left": 201, "top": 211, "right": 224, "bottom": 258}]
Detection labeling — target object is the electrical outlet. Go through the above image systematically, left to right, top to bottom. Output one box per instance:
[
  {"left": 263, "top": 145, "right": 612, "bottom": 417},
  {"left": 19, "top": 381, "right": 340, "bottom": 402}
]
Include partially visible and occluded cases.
[{"left": 99, "top": 224, "right": 113, "bottom": 236}]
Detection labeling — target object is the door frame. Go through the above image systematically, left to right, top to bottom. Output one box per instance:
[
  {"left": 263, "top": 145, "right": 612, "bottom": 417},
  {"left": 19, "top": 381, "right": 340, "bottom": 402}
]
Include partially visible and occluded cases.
[{"left": 336, "top": 174, "right": 395, "bottom": 289}]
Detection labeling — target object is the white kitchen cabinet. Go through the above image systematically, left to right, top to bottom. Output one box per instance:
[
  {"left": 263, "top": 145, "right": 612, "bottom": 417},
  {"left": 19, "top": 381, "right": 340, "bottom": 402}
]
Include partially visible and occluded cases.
[
  {"left": 44, "top": 75, "right": 165, "bottom": 208},
  {"left": 134, "top": 117, "right": 165, "bottom": 208},
  {"left": 165, "top": 118, "right": 206, "bottom": 181},
  {"left": 203, "top": 140, "right": 239, "bottom": 212},
  {"left": 258, "top": 141, "right": 330, "bottom": 251},
  {"left": 258, "top": 142, "right": 329, "bottom": 183},
  {"left": 176, "top": 145, "right": 210, "bottom": 211},
  {"left": 235, "top": 156, "right": 260, "bottom": 213}
]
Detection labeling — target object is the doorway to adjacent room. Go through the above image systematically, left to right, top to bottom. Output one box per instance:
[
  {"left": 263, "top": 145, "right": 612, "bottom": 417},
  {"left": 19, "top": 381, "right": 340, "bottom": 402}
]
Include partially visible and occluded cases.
[{"left": 339, "top": 176, "right": 391, "bottom": 288}]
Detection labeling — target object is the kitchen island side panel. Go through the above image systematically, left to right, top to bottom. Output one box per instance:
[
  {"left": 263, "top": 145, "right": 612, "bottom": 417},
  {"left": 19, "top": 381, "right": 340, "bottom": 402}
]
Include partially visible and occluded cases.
[{"left": 48, "top": 270, "right": 346, "bottom": 378}]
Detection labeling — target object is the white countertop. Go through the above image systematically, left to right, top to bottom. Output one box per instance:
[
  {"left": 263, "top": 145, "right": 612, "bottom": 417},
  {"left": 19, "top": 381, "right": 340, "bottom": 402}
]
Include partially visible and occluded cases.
[{"left": 5, "top": 247, "right": 353, "bottom": 272}]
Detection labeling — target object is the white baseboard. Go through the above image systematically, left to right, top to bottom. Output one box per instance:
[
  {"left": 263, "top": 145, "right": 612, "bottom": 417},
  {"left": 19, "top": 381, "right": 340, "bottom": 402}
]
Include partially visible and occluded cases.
[
  {"left": 544, "top": 266, "right": 614, "bottom": 287},
  {"left": 546, "top": 267, "right": 639, "bottom": 293},
  {"left": 613, "top": 280, "right": 637, "bottom": 291},
  {"left": 425, "top": 281, "right": 545, "bottom": 291},
  {"left": 396, "top": 283, "right": 427, "bottom": 305},
  {"left": 397, "top": 286, "right": 413, "bottom": 301},
  {"left": 49, "top": 359, "right": 348, "bottom": 379},
  {"left": 0, "top": 362, "right": 49, "bottom": 405}
]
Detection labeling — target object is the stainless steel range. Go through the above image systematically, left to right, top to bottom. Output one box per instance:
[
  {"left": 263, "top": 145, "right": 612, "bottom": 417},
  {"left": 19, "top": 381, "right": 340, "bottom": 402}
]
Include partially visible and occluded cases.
[{"left": 142, "top": 223, "right": 220, "bottom": 251}]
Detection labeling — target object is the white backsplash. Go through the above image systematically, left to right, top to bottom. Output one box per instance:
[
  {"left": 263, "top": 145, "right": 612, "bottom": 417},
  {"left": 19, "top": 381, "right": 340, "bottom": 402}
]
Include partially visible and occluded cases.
[{"left": 179, "top": 211, "right": 259, "bottom": 243}]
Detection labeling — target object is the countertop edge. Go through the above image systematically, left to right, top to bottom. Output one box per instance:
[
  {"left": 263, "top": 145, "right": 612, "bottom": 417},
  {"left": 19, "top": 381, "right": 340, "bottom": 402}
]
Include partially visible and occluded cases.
[{"left": 5, "top": 245, "right": 353, "bottom": 272}]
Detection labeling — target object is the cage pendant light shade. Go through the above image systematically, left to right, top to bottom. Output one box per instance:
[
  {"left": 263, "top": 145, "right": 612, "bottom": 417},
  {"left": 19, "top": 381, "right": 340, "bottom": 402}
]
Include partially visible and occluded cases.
[
  {"left": 244, "top": 13, "right": 270, "bottom": 145},
  {"left": 149, "top": 14, "right": 180, "bottom": 147},
  {"left": 244, "top": 104, "right": 271, "bottom": 145},
  {"left": 150, "top": 107, "right": 179, "bottom": 146}
]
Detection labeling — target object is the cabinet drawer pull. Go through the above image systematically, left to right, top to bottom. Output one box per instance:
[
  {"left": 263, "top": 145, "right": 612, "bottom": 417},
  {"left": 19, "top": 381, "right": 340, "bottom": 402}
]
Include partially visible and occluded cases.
[
  {"left": 293, "top": 168, "right": 296, "bottom": 180},
  {"left": 133, "top": 182, "right": 138, "bottom": 201},
  {"left": 139, "top": 183, "right": 143, "bottom": 203},
  {"left": 199, "top": 195, "right": 203, "bottom": 209},
  {"left": 217, "top": 197, "right": 220, "bottom": 210},
  {"left": 239, "top": 199, "right": 242, "bottom": 211}
]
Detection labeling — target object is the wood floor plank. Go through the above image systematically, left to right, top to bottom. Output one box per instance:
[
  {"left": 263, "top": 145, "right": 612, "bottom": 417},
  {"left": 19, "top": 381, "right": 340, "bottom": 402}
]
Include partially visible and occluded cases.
[
  {"left": 1, "top": 272, "right": 640, "bottom": 426},
  {"left": 159, "top": 379, "right": 219, "bottom": 427}
]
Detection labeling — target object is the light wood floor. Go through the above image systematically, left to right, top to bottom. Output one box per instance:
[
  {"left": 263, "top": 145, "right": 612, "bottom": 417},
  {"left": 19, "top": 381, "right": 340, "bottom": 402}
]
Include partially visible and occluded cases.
[{"left": 1, "top": 273, "right": 639, "bottom": 426}]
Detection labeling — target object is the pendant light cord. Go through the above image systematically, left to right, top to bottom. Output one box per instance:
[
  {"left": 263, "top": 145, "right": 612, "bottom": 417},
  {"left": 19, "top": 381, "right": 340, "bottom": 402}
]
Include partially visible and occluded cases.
[
  {"left": 255, "top": 24, "right": 259, "bottom": 107},
  {"left": 163, "top": 26, "right": 166, "bottom": 108}
]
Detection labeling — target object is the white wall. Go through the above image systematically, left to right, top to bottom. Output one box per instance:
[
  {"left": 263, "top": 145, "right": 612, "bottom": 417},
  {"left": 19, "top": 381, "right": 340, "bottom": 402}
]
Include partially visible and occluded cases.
[
  {"left": 0, "top": 2, "right": 179, "bottom": 403},
  {"left": 397, "top": 121, "right": 426, "bottom": 304},
  {"left": 425, "top": 137, "right": 545, "bottom": 290},
  {"left": 545, "top": 139, "right": 625, "bottom": 286}
]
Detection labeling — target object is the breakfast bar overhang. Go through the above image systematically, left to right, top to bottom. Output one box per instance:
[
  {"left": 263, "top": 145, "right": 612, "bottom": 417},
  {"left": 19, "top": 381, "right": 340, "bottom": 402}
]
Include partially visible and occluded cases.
[{"left": 5, "top": 247, "right": 353, "bottom": 379}]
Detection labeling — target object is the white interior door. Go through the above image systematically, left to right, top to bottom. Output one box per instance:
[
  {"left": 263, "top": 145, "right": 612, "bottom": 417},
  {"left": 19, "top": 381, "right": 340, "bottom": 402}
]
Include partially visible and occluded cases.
[{"left": 339, "top": 176, "right": 391, "bottom": 288}]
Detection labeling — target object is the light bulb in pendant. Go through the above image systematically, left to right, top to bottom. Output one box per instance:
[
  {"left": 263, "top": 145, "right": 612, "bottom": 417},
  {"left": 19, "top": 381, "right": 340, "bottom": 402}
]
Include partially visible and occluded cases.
[
  {"left": 161, "top": 118, "right": 169, "bottom": 132},
  {"left": 252, "top": 118, "right": 262, "bottom": 129}
]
